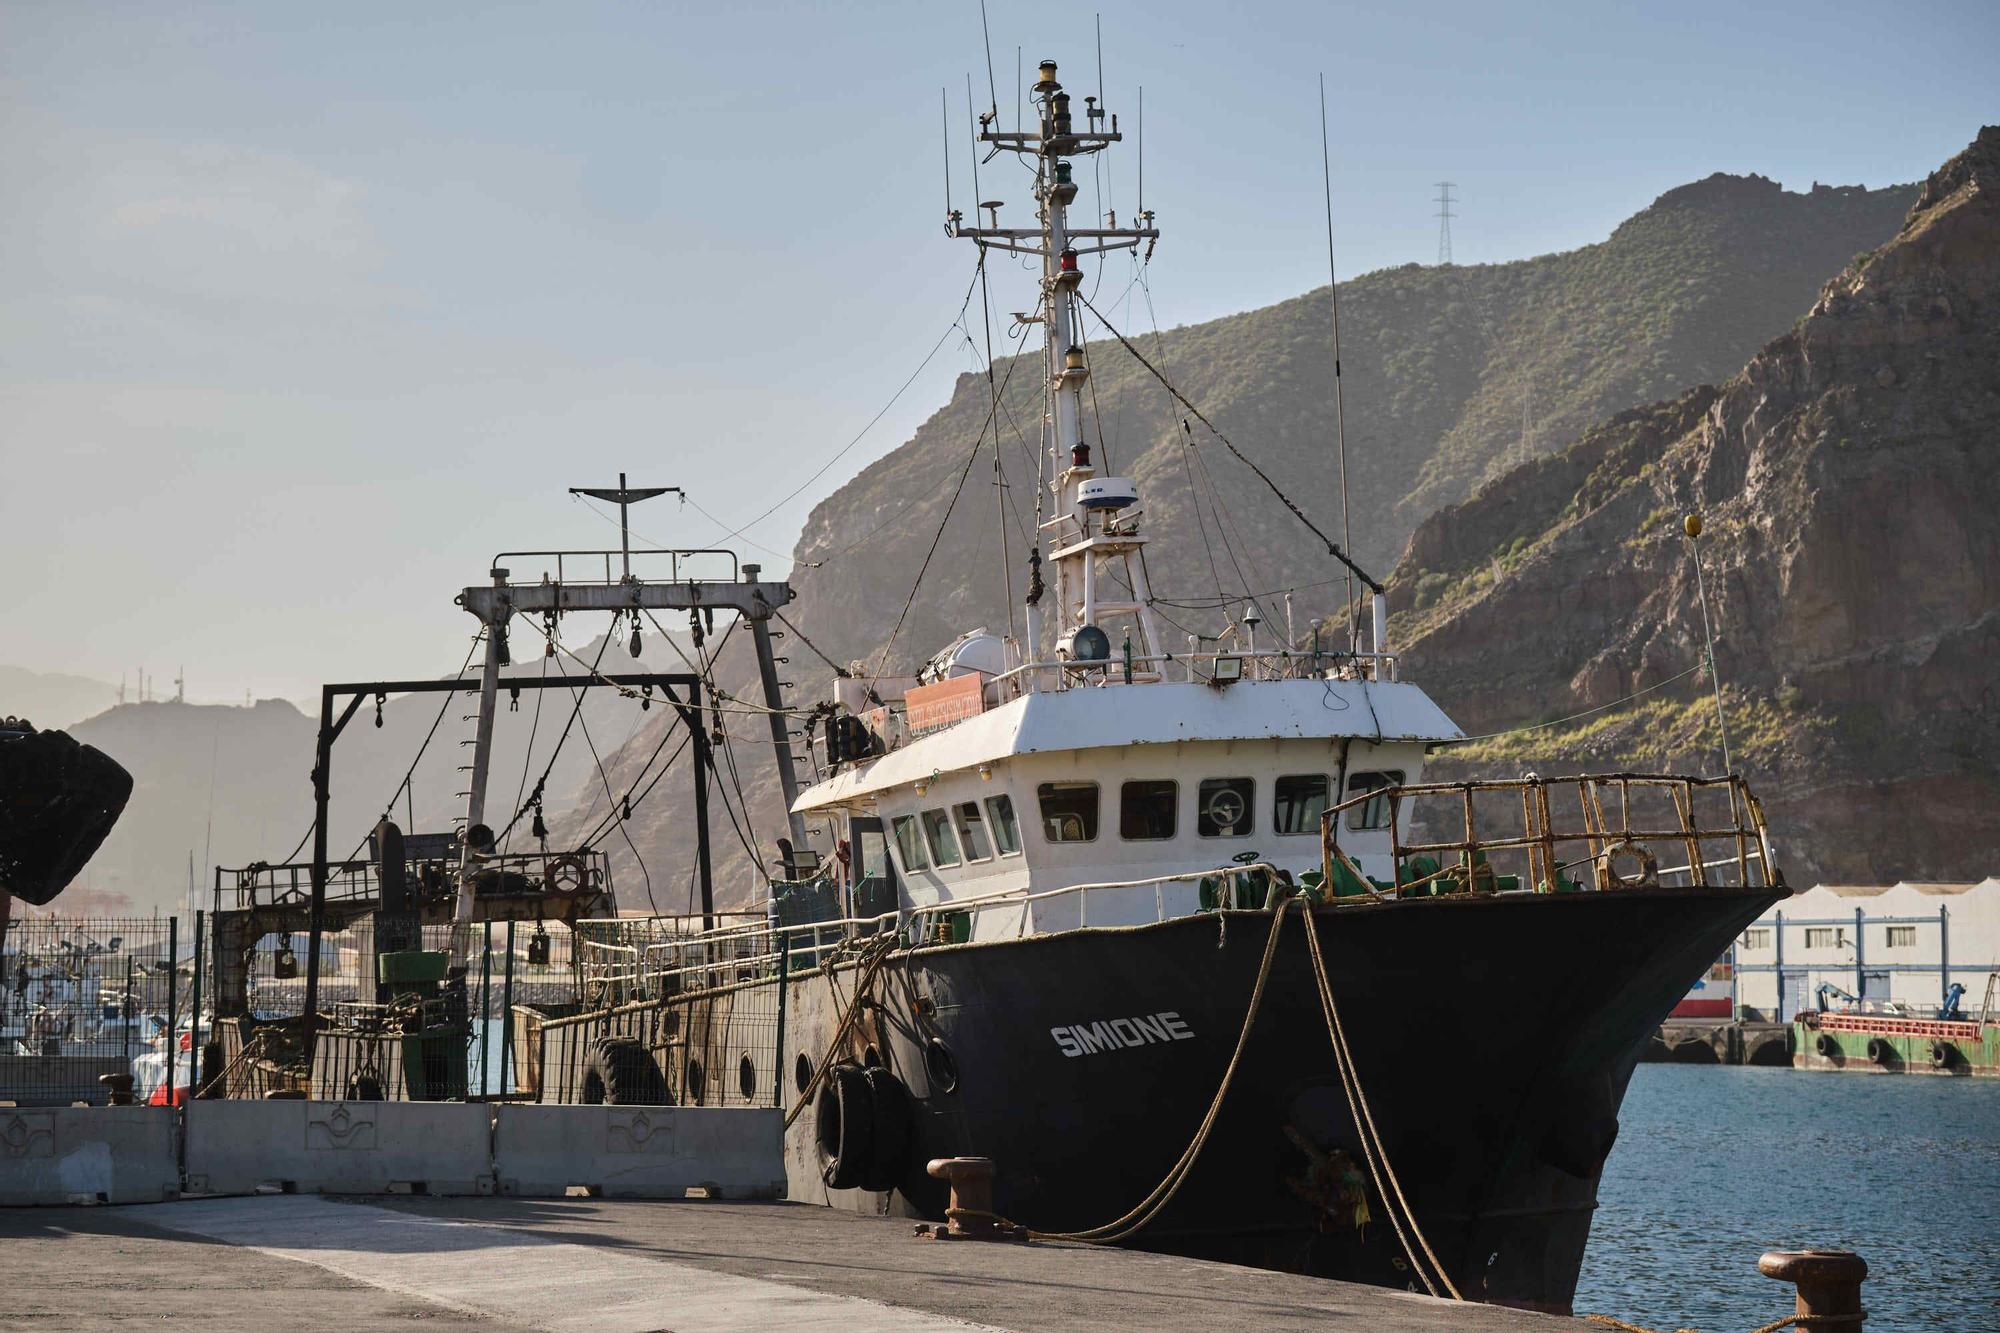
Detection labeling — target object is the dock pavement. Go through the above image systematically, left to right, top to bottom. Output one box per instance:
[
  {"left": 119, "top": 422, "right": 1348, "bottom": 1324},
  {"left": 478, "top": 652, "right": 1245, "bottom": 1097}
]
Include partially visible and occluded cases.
[{"left": 0, "top": 1194, "right": 1585, "bottom": 1330}]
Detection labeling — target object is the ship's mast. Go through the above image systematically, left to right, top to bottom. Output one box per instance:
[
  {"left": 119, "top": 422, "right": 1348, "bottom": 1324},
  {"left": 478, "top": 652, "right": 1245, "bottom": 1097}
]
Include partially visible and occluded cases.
[{"left": 952, "top": 58, "right": 1162, "bottom": 690}]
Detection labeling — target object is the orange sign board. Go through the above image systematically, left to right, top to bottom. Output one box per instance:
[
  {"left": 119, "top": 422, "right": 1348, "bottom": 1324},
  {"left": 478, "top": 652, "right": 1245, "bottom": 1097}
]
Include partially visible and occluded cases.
[{"left": 904, "top": 674, "right": 985, "bottom": 734}]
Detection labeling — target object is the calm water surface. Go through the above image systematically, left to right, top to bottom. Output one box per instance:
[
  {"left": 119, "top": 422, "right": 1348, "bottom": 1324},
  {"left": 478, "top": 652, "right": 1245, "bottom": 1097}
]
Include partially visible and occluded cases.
[{"left": 1576, "top": 1065, "right": 2000, "bottom": 1332}]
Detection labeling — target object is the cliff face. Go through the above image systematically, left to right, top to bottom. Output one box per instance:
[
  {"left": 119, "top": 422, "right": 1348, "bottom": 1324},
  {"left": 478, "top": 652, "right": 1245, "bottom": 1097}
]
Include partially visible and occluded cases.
[
  {"left": 1390, "top": 129, "right": 2000, "bottom": 883},
  {"left": 564, "top": 171, "right": 1921, "bottom": 908}
]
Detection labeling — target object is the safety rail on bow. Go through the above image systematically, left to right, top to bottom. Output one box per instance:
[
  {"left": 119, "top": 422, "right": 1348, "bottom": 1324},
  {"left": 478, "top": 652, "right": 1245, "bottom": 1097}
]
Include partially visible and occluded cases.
[{"left": 1319, "top": 772, "right": 1780, "bottom": 902}]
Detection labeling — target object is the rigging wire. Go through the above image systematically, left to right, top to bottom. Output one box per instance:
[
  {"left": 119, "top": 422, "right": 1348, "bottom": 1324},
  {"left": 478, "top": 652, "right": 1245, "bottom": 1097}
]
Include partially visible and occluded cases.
[
  {"left": 1319, "top": 74, "right": 1360, "bottom": 651},
  {"left": 685, "top": 266, "right": 985, "bottom": 551},
  {"left": 1075, "top": 286, "right": 1382, "bottom": 595},
  {"left": 866, "top": 398, "right": 998, "bottom": 683},
  {"left": 493, "top": 630, "right": 613, "bottom": 846},
  {"left": 330, "top": 631, "right": 486, "bottom": 866},
  {"left": 500, "top": 651, "right": 551, "bottom": 855},
  {"left": 557, "top": 658, "right": 657, "bottom": 913},
  {"left": 1451, "top": 666, "right": 1706, "bottom": 745}
]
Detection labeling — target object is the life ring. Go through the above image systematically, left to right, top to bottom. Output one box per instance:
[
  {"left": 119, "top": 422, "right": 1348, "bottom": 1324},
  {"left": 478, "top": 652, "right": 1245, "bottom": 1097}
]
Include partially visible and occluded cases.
[
  {"left": 1597, "top": 840, "right": 1659, "bottom": 890},
  {"left": 816, "top": 1062, "right": 876, "bottom": 1190}
]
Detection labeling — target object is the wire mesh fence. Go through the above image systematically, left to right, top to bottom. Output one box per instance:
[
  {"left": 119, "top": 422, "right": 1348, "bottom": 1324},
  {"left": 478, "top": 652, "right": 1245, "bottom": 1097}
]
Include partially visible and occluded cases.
[
  {"left": 3, "top": 911, "right": 787, "bottom": 1108},
  {"left": 0, "top": 916, "right": 193, "bottom": 1107}
]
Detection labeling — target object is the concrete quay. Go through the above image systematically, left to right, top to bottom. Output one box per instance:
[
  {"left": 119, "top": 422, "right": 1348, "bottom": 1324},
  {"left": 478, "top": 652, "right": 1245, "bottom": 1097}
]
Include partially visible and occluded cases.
[{"left": 0, "top": 1194, "right": 1585, "bottom": 1331}]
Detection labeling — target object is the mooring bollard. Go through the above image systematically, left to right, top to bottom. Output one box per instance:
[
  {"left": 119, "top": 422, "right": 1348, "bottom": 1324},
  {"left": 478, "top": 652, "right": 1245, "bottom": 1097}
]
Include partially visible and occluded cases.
[
  {"left": 98, "top": 1073, "right": 135, "bottom": 1106},
  {"left": 916, "top": 1156, "right": 1027, "bottom": 1242},
  {"left": 1758, "top": 1249, "right": 1866, "bottom": 1330}
]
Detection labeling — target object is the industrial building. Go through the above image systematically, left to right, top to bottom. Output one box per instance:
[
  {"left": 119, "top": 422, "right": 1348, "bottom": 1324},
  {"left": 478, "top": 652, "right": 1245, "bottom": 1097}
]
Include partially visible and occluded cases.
[{"left": 1728, "top": 880, "right": 2000, "bottom": 1021}]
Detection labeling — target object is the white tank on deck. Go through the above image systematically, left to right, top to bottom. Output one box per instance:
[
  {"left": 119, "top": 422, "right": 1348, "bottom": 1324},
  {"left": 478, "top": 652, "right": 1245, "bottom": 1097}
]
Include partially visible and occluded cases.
[{"left": 921, "top": 628, "right": 1007, "bottom": 684}]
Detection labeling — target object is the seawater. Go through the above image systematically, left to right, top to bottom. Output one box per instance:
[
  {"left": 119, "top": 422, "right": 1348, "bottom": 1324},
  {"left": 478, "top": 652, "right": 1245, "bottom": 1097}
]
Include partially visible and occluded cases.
[{"left": 1576, "top": 1064, "right": 2000, "bottom": 1332}]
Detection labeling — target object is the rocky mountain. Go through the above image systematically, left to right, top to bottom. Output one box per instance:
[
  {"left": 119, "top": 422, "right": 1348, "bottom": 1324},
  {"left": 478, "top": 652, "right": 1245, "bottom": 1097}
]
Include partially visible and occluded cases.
[
  {"left": 1388, "top": 128, "right": 2000, "bottom": 883},
  {"left": 571, "top": 170, "right": 1920, "bottom": 907},
  {"left": 0, "top": 666, "right": 118, "bottom": 731}
]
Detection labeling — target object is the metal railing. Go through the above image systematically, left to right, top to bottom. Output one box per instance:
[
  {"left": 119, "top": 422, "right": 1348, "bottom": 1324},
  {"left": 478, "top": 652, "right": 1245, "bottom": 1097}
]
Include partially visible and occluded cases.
[
  {"left": 490, "top": 547, "right": 740, "bottom": 589},
  {"left": 985, "top": 647, "right": 1398, "bottom": 699},
  {"left": 1322, "top": 772, "right": 1780, "bottom": 900}
]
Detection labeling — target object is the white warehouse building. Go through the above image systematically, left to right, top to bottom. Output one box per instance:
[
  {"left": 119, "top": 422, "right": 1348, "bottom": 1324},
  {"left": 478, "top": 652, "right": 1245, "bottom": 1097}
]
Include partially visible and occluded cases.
[{"left": 1729, "top": 879, "right": 2000, "bottom": 1022}]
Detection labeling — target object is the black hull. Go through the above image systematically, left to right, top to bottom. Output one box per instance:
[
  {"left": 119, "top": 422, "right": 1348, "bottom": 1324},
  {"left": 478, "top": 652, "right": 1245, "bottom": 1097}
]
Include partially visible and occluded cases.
[{"left": 782, "top": 885, "right": 1779, "bottom": 1312}]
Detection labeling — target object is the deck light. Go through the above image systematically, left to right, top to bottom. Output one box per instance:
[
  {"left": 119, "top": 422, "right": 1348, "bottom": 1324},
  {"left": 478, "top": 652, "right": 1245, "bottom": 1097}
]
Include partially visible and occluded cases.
[
  {"left": 1212, "top": 656, "right": 1244, "bottom": 685},
  {"left": 979, "top": 764, "right": 993, "bottom": 781}
]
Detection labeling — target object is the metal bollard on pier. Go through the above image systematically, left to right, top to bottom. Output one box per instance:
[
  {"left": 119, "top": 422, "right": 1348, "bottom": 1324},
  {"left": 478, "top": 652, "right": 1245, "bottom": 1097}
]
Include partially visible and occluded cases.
[
  {"left": 915, "top": 1156, "right": 1028, "bottom": 1242},
  {"left": 1757, "top": 1250, "right": 1866, "bottom": 1331}
]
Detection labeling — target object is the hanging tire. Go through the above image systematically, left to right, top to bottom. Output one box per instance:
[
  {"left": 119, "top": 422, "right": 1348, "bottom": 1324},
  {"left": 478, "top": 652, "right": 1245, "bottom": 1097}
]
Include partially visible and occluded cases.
[
  {"left": 1814, "top": 1032, "right": 1838, "bottom": 1058},
  {"left": 1866, "top": 1037, "right": 1893, "bottom": 1066},
  {"left": 580, "top": 1038, "right": 672, "bottom": 1105},
  {"left": 1930, "top": 1040, "right": 1955, "bottom": 1070},
  {"left": 816, "top": 1063, "right": 875, "bottom": 1190},
  {"left": 860, "top": 1066, "right": 914, "bottom": 1193},
  {"left": 345, "top": 1072, "right": 385, "bottom": 1102}
]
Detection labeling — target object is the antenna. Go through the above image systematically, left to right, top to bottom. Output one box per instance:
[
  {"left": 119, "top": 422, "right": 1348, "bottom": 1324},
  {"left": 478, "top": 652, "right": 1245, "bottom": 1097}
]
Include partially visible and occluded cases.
[
  {"left": 978, "top": 0, "right": 999, "bottom": 125},
  {"left": 1095, "top": 12, "right": 1104, "bottom": 107},
  {"left": 1015, "top": 46, "right": 1021, "bottom": 133},
  {"left": 1320, "top": 75, "right": 1358, "bottom": 653},
  {"left": 967, "top": 76, "right": 1015, "bottom": 643},
  {"left": 1137, "top": 85, "right": 1144, "bottom": 223},
  {"left": 942, "top": 86, "right": 954, "bottom": 224},
  {"left": 1435, "top": 180, "right": 1456, "bottom": 266},
  {"left": 568, "top": 473, "right": 680, "bottom": 581},
  {"left": 1683, "top": 513, "right": 1735, "bottom": 775}
]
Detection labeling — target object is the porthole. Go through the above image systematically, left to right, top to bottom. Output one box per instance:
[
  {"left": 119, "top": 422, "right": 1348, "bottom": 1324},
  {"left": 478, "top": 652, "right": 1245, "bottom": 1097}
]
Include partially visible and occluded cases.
[
  {"left": 924, "top": 1038, "right": 959, "bottom": 1094},
  {"left": 795, "top": 1052, "right": 813, "bottom": 1093},
  {"left": 738, "top": 1054, "right": 757, "bottom": 1100},
  {"left": 686, "top": 1058, "right": 706, "bottom": 1105}
]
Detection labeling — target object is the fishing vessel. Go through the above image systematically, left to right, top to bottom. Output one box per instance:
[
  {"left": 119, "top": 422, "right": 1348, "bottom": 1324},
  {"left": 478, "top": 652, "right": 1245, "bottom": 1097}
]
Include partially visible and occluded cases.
[
  {"left": 218, "top": 53, "right": 1789, "bottom": 1314},
  {"left": 521, "top": 57, "right": 1781, "bottom": 1312}
]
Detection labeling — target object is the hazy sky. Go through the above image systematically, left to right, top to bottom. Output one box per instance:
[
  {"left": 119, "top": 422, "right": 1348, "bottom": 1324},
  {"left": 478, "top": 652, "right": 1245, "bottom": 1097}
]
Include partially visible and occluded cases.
[{"left": 4, "top": 1, "right": 1992, "bottom": 700}]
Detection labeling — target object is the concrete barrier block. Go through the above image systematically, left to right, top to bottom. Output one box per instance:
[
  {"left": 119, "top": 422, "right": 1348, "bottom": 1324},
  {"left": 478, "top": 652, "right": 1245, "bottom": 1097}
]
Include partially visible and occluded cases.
[
  {"left": 184, "top": 1100, "right": 492, "bottom": 1197},
  {"left": 0, "top": 1105, "right": 179, "bottom": 1205},
  {"left": 493, "top": 1105, "right": 783, "bottom": 1199}
]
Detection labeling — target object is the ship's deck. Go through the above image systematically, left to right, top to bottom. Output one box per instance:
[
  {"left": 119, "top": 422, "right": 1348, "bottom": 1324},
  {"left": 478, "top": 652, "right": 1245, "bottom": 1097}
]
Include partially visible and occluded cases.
[{"left": 0, "top": 1193, "right": 1584, "bottom": 1330}]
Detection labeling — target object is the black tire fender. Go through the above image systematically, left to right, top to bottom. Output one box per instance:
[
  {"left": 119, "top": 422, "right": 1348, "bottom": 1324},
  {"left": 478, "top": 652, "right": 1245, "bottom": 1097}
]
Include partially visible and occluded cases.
[
  {"left": 1814, "top": 1032, "right": 1838, "bottom": 1058},
  {"left": 581, "top": 1037, "right": 673, "bottom": 1105},
  {"left": 1866, "top": 1037, "right": 1893, "bottom": 1066},
  {"left": 1930, "top": 1040, "right": 1954, "bottom": 1070},
  {"left": 816, "top": 1062, "right": 875, "bottom": 1191},
  {"left": 860, "top": 1066, "right": 914, "bottom": 1193}
]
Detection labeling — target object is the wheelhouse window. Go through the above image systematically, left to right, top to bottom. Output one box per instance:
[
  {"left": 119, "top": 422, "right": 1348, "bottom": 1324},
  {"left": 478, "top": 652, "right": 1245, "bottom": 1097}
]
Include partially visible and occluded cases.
[
  {"left": 1344, "top": 771, "right": 1404, "bottom": 832},
  {"left": 1273, "top": 774, "right": 1328, "bottom": 836},
  {"left": 1197, "top": 777, "right": 1254, "bottom": 838},
  {"left": 1119, "top": 780, "right": 1178, "bottom": 840},
  {"left": 1037, "top": 782, "right": 1100, "bottom": 843},
  {"left": 986, "top": 794, "right": 1022, "bottom": 856},
  {"left": 953, "top": 802, "right": 993, "bottom": 862},
  {"left": 921, "top": 808, "right": 961, "bottom": 867},
  {"left": 891, "top": 814, "right": 930, "bottom": 871}
]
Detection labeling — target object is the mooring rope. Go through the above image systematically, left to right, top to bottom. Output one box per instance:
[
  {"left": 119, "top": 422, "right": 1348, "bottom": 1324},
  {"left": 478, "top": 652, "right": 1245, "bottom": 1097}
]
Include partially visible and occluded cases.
[
  {"left": 1301, "top": 906, "right": 1462, "bottom": 1300},
  {"left": 782, "top": 934, "right": 900, "bottom": 1130}
]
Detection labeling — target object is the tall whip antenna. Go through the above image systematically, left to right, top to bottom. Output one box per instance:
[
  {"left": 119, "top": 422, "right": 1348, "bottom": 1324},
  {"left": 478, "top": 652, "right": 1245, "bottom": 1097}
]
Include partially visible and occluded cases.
[
  {"left": 978, "top": 0, "right": 999, "bottom": 125},
  {"left": 1320, "top": 75, "right": 1357, "bottom": 652},
  {"left": 967, "top": 76, "right": 1015, "bottom": 642},
  {"left": 941, "top": 87, "right": 954, "bottom": 219}
]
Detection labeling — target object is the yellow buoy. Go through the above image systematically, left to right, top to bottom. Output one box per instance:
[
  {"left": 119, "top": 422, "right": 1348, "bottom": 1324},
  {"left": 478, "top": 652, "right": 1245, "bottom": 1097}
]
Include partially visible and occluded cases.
[{"left": 1683, "top": 513, "right": 1703, "bottom": 538}]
